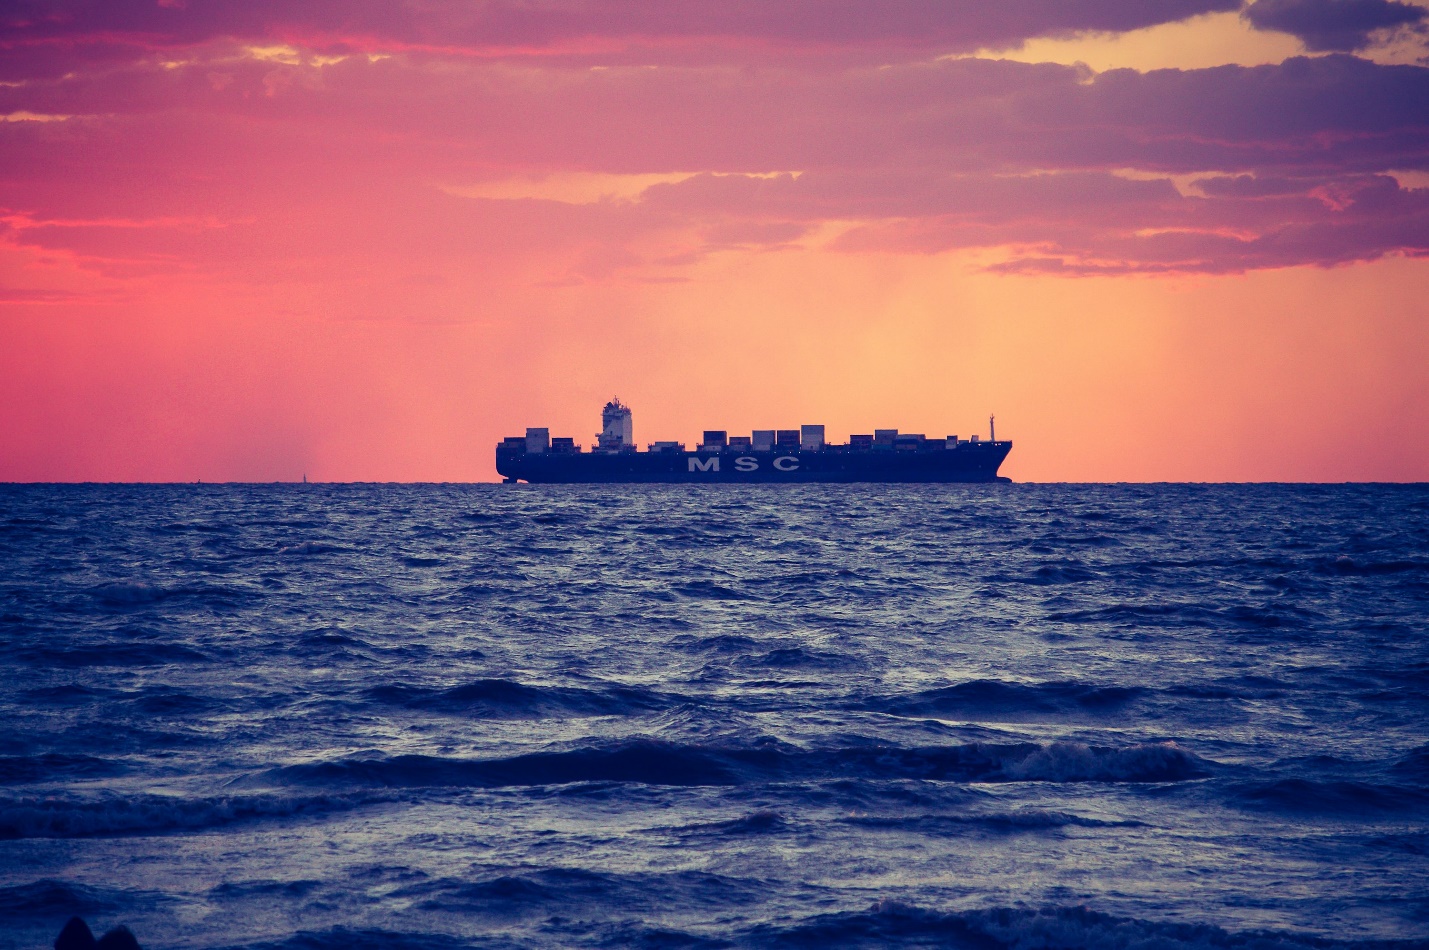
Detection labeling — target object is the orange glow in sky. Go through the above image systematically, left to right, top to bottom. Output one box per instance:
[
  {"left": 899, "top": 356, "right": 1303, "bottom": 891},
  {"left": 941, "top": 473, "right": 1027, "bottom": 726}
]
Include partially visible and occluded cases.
[{"left": 2, "top": 2, "right": 1426, "bottom": 481}]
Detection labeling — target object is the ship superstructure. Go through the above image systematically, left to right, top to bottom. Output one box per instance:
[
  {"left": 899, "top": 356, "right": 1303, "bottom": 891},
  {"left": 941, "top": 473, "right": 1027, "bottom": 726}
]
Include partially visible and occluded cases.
[
  {"left": 597, "top": 398, "right": 634, "bottom": 451},
  {"left": 497, "top": 400, "right": 1011, "bottom": 483}
]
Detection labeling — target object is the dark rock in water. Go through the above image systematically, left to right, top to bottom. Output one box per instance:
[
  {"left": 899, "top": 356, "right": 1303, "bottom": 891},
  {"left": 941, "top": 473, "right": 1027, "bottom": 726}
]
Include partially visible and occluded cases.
[
  {"left": 55, "top": 918, "right": 95, "bottom": 950},
  {"left": 55, "top": 919, "right": 142, "bottom": 950},
  {"left": 96, "top": 926, "right": 141, "bottom": 950}
]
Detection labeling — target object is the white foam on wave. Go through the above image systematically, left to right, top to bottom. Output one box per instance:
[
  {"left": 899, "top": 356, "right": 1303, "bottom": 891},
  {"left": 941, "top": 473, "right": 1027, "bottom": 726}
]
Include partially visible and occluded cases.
[
  {"left": 276, "top": 541, "right": 336, "bottom": 557},
  {"left": 1004, "top": 742, "right": 1206, "bottom": 783}
]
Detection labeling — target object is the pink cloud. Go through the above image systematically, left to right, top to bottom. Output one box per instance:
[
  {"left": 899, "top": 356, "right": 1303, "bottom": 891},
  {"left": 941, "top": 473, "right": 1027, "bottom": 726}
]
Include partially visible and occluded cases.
[{"left": 4, "top": 47, "right": 1425, "bottom": 278}]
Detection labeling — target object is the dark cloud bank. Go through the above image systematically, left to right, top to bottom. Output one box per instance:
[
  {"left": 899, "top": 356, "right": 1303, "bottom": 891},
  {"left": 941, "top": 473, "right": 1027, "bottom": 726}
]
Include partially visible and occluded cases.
[
  {"left": 1243, "top": 0, "right": 1427, "bottom": 51},
  {"left": 1, "top": 1, "right": 1426, "bottom": 275}
]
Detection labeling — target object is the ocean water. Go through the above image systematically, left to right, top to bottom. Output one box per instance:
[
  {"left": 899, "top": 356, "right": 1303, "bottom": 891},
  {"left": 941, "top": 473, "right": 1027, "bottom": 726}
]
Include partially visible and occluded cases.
[{"left": 2, "top": 483, "right": 1427, "bottom": 950}]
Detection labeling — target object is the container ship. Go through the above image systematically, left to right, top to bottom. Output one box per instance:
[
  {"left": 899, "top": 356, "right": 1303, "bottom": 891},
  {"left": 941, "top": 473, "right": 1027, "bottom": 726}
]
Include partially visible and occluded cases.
[{"left": 496, "top": 399, "right": 1012, "bottom": 484}]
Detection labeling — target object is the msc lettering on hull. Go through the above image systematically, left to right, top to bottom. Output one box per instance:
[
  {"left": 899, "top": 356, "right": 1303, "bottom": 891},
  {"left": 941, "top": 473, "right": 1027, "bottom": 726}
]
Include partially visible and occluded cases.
[{"left": 687, "top": 456, "right": 800, "bottom": 473}]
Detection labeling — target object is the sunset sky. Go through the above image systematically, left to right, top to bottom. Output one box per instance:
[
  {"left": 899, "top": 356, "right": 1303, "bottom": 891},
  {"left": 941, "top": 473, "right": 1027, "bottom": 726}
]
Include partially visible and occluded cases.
[{"left": 2, "top": 0, "right": 1427, "bottom": 482}]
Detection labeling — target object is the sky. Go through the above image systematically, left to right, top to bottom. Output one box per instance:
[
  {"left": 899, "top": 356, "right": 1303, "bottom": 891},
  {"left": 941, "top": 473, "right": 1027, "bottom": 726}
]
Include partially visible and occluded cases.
[{"left": 2, "top": 0, "right": 1427, "bottom": 482}]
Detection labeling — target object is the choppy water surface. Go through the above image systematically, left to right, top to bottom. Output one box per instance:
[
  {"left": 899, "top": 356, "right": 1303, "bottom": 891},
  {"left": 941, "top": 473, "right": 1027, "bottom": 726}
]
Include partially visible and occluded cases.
[{"left": 2, "top": 484, "right": 1427, "bottom": 949}]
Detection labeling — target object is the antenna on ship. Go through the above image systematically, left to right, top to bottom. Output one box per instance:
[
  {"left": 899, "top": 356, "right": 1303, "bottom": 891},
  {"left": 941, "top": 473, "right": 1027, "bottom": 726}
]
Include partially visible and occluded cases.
[{"left": 990, "top": 415, "right": 995, "bottom": 443}]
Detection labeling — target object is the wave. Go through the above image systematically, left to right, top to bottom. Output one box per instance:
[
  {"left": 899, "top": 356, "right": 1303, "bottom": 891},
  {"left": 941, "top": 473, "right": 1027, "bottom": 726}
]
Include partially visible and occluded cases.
[
  {"left": 1029, "top": 532, "right": 1124, "bottom": 550},
  {"left": 274, "top": 541, "right": 342, "bottom": 557},
  {"left": 1316, "top": 555, "right": 1429, "bottom": 576},
  {"left": 988, "top": 562, "right": 1102, "bottom": 585},
  {"left": 1027, "top": 563, "right": 1102, "bottom": 584},
  {"left": 87, "top": 580, "right": 258, "bottom": 609},
  {"left": 674, "top": 580, "right": 753, "bottom": 600},
  {"left": 89, "top": 581, "right": 172, "bottom": 606},
  {"left": 1044, "top": 602, "right": 1172, "bottom": 624},
  {"left": 1045, "top": 602, "right": 1317, "bottom": 630},
  {"left": 687, "top": 634, "right": 762, "bottom": 654},
  {"left": 11, "top": 641, "right": 213, "bottom": 666},
  {"left": 738, "top": 647, "right": 862, "bottom": 671},
  {"left": 1164, "top": 674, "right": 1289, "bottom": 699},
  {"left": 364, "top": 677, "right": 676, "bottom": 718},
  {"left": 855, "top": 680, "right": 1145, "bottom": 721},
  {"left": 18, "top": 683, "right": 115, "bottom": 704},
  {"left": 122, "top": 686, "right": 228, "bottom": 716},
  {"left": 248, "top": 739, "right": 1209, "bottom": 791},
  {"left": 1003, "top": 741, "right": 1206, "bottom": 782},
  {"left": 250, "top": 742, "right": 744, "bottom": 789},
  {"left": 1390, "top": 744, "right": 1429, "bottom": 783},
  {"left": 0, "top": 753, "right": 128, "bottom": 785},
  {"left": 1230, "top": 778, "right": 1429, "bottom": 817},
  {"left": 0, "top": 791, "right": 388, "bottom": 839},
  {"left": 669, "top": 810, "right": 793, "bottom": 837},
  {"left": 844, "top": 810, "right": 1138, "bottom": 833},
  {"left": 390, "top": 866, "right": 770, "bottom": 916},
  {"left": 209, "top": 879, "right": 323, "bottom": 900},
  {"left": 0, "top": 880, "right": 126, "bottom": 916},
  {"left": 212, "top": 902, "right": 1422, "bottom": 949},
  {"left": 749, "top": 902, "right": 1417, "bottom": 949},
  {"left": 224, "top": 928, "right": 475, "bottom": 950}
]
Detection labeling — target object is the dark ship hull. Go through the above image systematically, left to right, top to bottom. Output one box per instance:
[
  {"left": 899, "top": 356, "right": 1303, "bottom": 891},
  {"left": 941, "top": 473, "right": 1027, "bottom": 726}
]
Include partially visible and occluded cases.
[{"left": 497, "top": 442, "right": 1012, "bottom": 484}]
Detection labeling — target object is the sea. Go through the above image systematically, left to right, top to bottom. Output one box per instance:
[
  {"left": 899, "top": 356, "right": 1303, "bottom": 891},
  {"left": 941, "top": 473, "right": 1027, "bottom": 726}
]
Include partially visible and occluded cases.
[{"left": 1, "top": 484, "right": 1427, "bottom": 949}]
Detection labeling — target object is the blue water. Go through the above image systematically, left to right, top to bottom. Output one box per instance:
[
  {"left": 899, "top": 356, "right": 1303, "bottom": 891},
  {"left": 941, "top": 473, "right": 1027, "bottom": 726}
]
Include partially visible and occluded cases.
[{"left": 2, "top": 484, "right": 1427, "bottom": 949}]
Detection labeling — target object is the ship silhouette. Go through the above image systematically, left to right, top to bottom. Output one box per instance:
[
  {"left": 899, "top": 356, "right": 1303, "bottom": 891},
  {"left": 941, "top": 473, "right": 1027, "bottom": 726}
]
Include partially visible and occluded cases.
[{"left": 497, "top": 399, "right": 1011, "bottom": 483}]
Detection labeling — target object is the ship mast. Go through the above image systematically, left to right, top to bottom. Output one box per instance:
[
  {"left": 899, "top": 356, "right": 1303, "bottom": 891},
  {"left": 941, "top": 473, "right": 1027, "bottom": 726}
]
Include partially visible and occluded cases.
[{"left": 990, "top": 414, "right": 995, "bottom": 442}]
